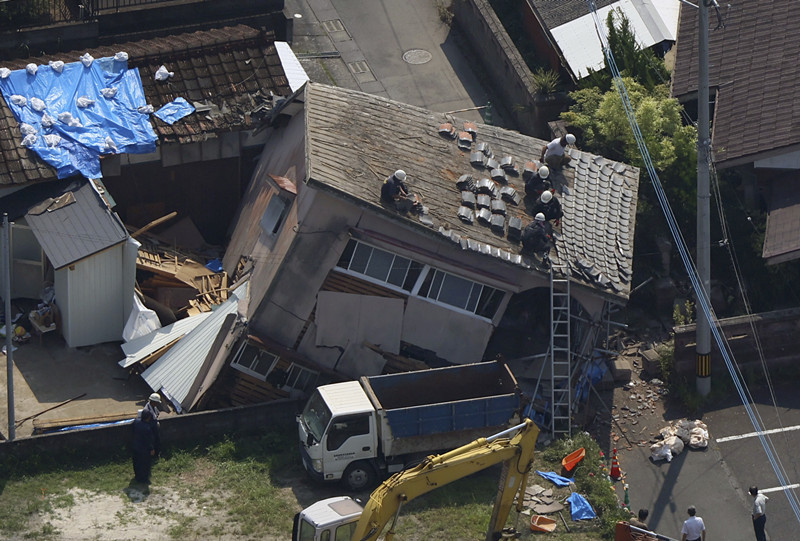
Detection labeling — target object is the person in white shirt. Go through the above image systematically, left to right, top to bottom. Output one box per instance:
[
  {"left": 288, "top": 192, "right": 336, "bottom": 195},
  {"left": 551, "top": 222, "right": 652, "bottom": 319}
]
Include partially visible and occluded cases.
[
  {"left": 540, "top": 133, "right": 576, "bottom": 168},
  {"left": 750, "top": 485, "right": 768, "bottom": 541},
  {"left": 681, "top": 505, "right": 706, "bottom": 541}
]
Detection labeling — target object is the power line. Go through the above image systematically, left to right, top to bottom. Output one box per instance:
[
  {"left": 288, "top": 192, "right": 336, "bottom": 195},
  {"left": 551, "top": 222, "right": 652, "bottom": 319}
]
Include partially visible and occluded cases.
[{"left": 585, "top": 0, "right": 800, "bottom": 524}]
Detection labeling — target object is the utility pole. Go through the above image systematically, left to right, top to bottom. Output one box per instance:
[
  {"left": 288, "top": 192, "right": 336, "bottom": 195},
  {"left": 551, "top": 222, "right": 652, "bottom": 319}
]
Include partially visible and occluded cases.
[
  {"left": 696, "top": 1, "right": 711, "bottom": 396},
  {"left": 4, "top": 214, "right": 14, "bottom": 439}
]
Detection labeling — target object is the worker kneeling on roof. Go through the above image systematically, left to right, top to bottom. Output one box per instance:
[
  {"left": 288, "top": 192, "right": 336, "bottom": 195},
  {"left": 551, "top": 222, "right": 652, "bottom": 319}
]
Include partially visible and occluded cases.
[
  {"left": 381, "top": 169, "right": 421, "bottom": 213},
  {"left": 532, "top": 189, "right": 563, "bottom": 224},
  {"left": 521, "top": 213, "right": 553, "bottom": 262}
]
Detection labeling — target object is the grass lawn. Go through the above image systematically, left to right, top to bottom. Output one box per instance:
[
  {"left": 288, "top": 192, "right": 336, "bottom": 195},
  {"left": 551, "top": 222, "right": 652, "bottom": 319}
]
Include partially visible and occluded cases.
[{"left": 0, "top": 428, "right": 626, "bottom": 540}]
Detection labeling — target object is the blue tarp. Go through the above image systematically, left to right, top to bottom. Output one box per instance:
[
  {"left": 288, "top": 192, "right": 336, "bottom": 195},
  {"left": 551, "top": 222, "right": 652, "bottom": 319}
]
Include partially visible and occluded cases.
[
  {"left": 0, "top": 56, "right": 158, "bottom": 179},
  {"left": 154, "top": 97, "right": 195, "bottom": 125},
  {"left": 536, "top": 470, "right": 574, "bottom": 487},
  {"left": 567, "top": 492, "right": 597, "bottom": 520}
]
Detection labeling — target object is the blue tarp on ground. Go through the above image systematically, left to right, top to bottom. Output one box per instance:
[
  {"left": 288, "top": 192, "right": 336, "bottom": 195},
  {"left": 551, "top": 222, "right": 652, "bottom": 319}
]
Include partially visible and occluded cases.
[
  {"left": 0, "top": 56, "right": 158, "bottom": 179},
  {"left": 536, "top": 470, "right": 574, "bottom": 487},
  {"left": 567, "top": 492, "right": 597, "bottom": 520}
]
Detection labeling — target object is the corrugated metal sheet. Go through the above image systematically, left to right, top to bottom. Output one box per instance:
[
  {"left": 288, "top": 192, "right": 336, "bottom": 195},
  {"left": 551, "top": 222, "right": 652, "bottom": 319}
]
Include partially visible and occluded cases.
[
  {"left": 551, "top": 0, "right": 679, "bottom": 80},
  {"left": 275, "top": 41, "right": 310, "bottom": 92},
  {"left": 25, "top": 180, "right": 127, "bottom": 270},
  {"left": 55, "top": 242, "right": 126, "bottom": 347},
  {"left": 142, "top": 282, "right": 248, "bottom": 408},
  {"left": 119, "top": 312, "right": 213, "bottom": 368}
]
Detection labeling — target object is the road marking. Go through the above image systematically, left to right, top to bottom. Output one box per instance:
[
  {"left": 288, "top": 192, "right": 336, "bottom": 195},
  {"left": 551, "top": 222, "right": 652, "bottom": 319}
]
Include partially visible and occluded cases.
[
  {"left": 716, "top": 424, "right": 800, "bottom": 443},
  {"left": 761, "top": 484, "right": 800, "bottom": 494}
]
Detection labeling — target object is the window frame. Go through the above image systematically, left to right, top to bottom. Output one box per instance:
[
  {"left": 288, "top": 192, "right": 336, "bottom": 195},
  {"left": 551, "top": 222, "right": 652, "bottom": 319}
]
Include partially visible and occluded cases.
[
  {"left": 260, "top": 193, "right": 291, "bottom": 237},
  {"left": 335, "top": 239, "right": 507, "bottom": 321},
  {"left": 230, "top": 341, "right": 279, "bottom": 381}
]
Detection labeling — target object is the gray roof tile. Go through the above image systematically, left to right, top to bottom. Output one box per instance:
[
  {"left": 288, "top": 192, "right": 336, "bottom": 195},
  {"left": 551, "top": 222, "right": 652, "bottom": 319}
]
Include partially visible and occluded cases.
[{"left": 303, "top": 83, "right": 639, "bottom": 299}]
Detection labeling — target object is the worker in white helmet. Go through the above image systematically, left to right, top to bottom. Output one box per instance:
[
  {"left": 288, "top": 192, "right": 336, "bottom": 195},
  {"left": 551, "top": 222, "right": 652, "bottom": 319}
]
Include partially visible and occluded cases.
[
  {"left": 541, "top": 133, "right": 576, "bottom": 169},
  {"left": 524, "top": 164, "right": 552, "bottom": 199},
  {"left": 381, "top": 169, "right": 421, "bottom": 212},
  {"left": 533, "top": 189, "right": 563, "bottom": 223},
  {"left": 521, "top": 212, "right": 554, "bottom": 264}
]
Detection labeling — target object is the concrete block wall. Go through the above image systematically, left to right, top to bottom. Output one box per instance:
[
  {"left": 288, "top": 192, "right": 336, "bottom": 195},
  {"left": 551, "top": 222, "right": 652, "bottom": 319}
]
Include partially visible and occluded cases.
[
  {"left": 452, "top": 0, "right": 537, "bottom": 135},
  {"left": 673, "top": 307, "right": 800, "bottom": 376},
  {"left": 0, "top": 399, "right": 300, "bottom": 463}
]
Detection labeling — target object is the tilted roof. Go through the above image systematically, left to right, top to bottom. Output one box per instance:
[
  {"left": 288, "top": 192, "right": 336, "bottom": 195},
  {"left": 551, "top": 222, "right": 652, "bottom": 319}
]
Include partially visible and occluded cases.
[
  {"left": 671, "top": 0, "right": 800, "bottom": 167},
  {"left": 0, "top": 24, "right": 292, "bottom": 186},
  {"left": 302, "top": 83, "right": 640, "bottom": 300}
]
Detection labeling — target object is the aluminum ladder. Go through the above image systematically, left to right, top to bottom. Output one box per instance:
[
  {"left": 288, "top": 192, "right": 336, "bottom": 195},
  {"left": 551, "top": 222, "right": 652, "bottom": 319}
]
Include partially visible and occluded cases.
[{"left": 549, "top": 262, "right": 572, "bottom": 439}]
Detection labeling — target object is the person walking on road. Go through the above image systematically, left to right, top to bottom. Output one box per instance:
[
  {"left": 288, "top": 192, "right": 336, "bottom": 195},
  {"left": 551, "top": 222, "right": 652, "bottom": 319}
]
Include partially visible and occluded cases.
[
  {"left": 750, "top": 485, "right": 768, "bottom": 541},
  {"left": 681, "top": 505, "right": 706, "bottom": 541}
]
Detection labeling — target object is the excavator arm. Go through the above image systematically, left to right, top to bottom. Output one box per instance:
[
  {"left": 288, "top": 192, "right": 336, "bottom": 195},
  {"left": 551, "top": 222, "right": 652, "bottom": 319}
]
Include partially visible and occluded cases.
[{"left": 351, "top": 419, "right": 540, "bottom": 541}]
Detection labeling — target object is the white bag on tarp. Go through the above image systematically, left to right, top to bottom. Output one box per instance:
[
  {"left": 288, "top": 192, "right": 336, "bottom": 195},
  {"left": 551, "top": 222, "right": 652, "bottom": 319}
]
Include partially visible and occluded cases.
[{"left": 122, "top": 294, "right": 161, "bottom": 342}]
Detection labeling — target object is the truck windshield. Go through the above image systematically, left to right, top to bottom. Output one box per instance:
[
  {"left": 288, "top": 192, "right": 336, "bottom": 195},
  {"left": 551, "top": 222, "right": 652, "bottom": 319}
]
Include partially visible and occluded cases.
[{"left": 301, "top": 391, "right": 332, "bottom": 443}]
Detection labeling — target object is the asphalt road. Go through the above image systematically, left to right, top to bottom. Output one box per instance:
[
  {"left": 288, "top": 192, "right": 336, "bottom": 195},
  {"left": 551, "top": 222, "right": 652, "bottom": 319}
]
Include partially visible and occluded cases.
[
  {"left": 285, "top": 0, "right": 500, "bottom": 125},
  {"left": 704, "top": 380, "right": 800, "bottom": 541}
]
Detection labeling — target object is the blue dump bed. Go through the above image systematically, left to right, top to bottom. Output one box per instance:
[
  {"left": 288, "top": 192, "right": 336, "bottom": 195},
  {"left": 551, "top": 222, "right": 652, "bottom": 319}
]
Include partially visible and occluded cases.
[{"left": 361, "top": 361, "right": 519, "bottom": 454}]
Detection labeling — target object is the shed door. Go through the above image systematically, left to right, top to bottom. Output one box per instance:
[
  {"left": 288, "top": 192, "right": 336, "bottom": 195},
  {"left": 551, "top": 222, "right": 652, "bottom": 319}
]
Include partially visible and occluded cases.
[{"left": 11, "top": 224, "right": 45, "bottom": 299}]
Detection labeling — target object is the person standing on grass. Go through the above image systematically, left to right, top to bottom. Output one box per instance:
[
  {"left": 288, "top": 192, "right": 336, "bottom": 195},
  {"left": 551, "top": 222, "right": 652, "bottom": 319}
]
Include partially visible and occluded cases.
[
  {"left": 132, "top": 409, "right": 158, "bottom": 484},
  {"left": 750, "top": 486, "right": 768, "bottom": 541}
]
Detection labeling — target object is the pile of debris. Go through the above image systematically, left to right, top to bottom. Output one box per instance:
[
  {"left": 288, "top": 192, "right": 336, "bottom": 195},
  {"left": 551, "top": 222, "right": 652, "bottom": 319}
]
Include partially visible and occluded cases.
[{"left": 649, "top": 419, "right": 710, "bottom": 462}]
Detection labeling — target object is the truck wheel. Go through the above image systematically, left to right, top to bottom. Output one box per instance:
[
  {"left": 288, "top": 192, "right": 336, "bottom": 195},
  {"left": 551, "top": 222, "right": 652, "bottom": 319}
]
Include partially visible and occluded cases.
[{"left": 342, "top": 461, "right": 376, "bottom": 491}]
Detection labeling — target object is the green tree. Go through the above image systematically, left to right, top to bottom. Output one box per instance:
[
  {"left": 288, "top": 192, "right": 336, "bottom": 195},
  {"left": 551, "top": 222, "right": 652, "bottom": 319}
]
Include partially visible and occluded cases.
[{"left": 582, "top": 8, "right": 670, "bottom": 92}]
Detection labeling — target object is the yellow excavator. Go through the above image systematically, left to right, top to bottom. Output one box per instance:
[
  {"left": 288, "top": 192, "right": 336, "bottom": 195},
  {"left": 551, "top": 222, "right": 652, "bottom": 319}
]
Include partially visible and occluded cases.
[{"left": 292, "top": 419, "right": 540, "bottom": 541}]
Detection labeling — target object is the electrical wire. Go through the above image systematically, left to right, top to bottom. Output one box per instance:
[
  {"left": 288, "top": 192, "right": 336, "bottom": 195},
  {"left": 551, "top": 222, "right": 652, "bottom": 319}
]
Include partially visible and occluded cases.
[{"left": 585, "top": 0, "right": 800, "bottom": 523}]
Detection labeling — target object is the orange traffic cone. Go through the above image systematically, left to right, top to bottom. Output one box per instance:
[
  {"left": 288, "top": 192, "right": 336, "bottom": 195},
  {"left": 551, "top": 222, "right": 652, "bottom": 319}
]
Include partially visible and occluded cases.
[{"left": 610, "top": 448, "right": 622, "bottom": 480}]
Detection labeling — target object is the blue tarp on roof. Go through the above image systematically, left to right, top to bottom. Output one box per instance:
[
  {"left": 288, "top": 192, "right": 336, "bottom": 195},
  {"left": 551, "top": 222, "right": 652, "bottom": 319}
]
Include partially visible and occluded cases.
[{"left": 0, "top": 56, "right": 158, "bottom": 180}]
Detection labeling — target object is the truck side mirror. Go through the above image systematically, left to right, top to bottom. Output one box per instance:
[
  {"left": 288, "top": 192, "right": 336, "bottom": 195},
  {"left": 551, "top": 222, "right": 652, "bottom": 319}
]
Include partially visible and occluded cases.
[{"left": 306, "top": 433, "right": 316, "bottom": 447}]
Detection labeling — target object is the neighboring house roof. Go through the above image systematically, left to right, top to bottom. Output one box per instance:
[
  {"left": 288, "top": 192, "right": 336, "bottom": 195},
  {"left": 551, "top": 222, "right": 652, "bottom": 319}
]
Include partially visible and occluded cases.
[
  {"left": 532, "top": 0, "right": 618, "bottom": 29},
  {"left": 547, "top": 0, "right": 679, "bottom": 79},
  {"left": 671, "top": 0, "right": 800, "bottom": 168},
  {"left": 0, "top": 24, "right": 294, "bottom": 186},
  {"left": 301, "top": 83, "right": 640, "bottom": 299},
  {"left": 762, "top": 173, "right": 800, "bottom": 264},
  {"left": 23, "top": 179, "right": 128, "bottom": 269},
  {"left": 142, "top": 282, "right": 248, "bottom": 412}
]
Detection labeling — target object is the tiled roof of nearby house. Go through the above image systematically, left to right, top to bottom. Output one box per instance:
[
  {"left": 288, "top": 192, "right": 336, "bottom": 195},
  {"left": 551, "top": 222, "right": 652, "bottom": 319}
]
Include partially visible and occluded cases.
[
  {"left": 531, "top": 0, "right": 617, "bottom": 29},
  {"left": 671, "top": 0, "right": 800, "bottom": 167},
  {"left": 0, "top": 24, "right": 292, "bottom": 186},
  {"left": 302, "top": 83, "right": 640, "bottom": 300},
  {"left": 23, "top": 179, "right": 128, "bottom": 270}
]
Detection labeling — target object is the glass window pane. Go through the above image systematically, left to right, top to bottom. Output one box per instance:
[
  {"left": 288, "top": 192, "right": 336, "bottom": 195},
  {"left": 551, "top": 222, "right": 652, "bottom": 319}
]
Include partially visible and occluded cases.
[
  {"left": 337, "top": 239, "right": 357, "bottom": 269},
  {"left": 350, "top": 243, "right": 372, "bottom": 274},
  {"left": 365, "top": 249, "right": 393, "bottom": 281},
  {"left": 387, "top": 256, "right": 411, "bottom": 287},
  {"left": 403, "top": 261, "right": 424, "bottom": 291},
  {"left": 417, "top": 268, "right": 433, "bottom": 297},
  {"left": 428, "top": 270, "right": 444, "bottom": 299},
  {"left": 437, "top": 273, "right": 472, "bottom": 309},
  {"left": 465, "top": 283, "right": 481, "bottom": 312},
  {"left": 476, "top": 287, "right": 504, "bottom": 318},
  {"left": 251, "top": 353, "right": 274, "bottom": 376}
]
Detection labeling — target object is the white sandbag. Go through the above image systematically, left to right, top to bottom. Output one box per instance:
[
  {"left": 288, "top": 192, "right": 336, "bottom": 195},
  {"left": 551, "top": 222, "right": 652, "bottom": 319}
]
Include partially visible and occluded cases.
[
  {"left": 114, "top": 51, "right": 129, "bottom": 62},
  {"left": 80, "top": 53, "right": 94, "bottom": 67},
  {"left": 48, "top": 60, "right": 64, "bottom": 73},
  {"left": 26, "top": 63, "right": 38, "bottom": 75},
  {"left": 155, "top": 65, "right": 174, "bottom": 81},
  {"left": 0, "top": 67, "right": 10, "bottom": 78},
  {"left": 100, "top": 87, "right": 118, "bottom": 99},
  {"left": 10, "top": 95, "right": 27, "bottom": 107},
  {"left": 76, "top": 96, "right": 95, "bottom": 108},
  {"left": 30, "top": 97, "right": 46, "bottom": 112},
  {"left": 138, "top": 104, "right": 154, "bottom": 114},
  {"left": 41, "top": 112, "right": 56, "bottom": 128},
  {"left": 20, "top": 123, "right": 36, "bottom": 136},
  {"left": 21, "top": 134, "right": 37, "bottom": 147},
  {"left": 43, "top": 134, "right": 61, "bottom": 147},
  {"left": 689, "top": 427, "right": 709, "bottom": 449},
  {"left": 665, "top": 435, "right": 684, "bottom": 456},
  {"left": 650, "top": 441, "right": 673, "bottom": 462}
]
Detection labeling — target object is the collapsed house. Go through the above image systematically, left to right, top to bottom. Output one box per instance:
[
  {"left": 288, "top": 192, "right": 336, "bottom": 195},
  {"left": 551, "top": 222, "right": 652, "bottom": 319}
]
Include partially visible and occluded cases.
[
  {"left": 0, "top": 24, "right": 302, "bottom": 348},
  {"left": 215, "top": 82, "right": 640, "bottom": 434}
]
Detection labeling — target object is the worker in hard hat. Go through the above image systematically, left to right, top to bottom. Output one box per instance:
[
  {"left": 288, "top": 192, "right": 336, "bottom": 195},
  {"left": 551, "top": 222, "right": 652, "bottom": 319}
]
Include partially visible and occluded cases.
[
  {"left": 541, "top": 133, "right": 576, "bottom": 169},
  {"left": 524, "top": 164, "right": 551, "bottom": 199},
  {"left": 382, "top": 169, "right": 421, "bottom": 212},
  {"left": 532, "top": 189, "right": 563, "bottom": 224},
  {"left": 520, "top": 212, "right": 554, "bottom": 265},
  {"left": 143, "top": 392, "right": 162, "bottom": 421}
]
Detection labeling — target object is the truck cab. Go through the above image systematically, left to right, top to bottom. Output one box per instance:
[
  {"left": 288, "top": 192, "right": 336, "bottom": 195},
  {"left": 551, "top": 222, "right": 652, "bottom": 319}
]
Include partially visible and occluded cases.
[
  {"left": 298, "top": 381, "right": 379, "bottom": 489},
  {"left": 292, "top": 496, "right": 363, "bottom": 541}
]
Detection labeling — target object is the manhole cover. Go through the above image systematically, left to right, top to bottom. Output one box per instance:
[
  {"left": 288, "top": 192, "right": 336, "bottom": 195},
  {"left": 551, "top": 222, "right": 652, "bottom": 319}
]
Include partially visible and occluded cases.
[{"left": 402, "top": 49, "right": 432, "bottom": 65}]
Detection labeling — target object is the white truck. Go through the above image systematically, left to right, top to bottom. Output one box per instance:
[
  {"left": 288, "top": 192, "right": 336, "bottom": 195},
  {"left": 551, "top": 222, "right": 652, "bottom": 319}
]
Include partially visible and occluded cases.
[{"left": 297, "top": 360, "right": 521, "bottom": 490}]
